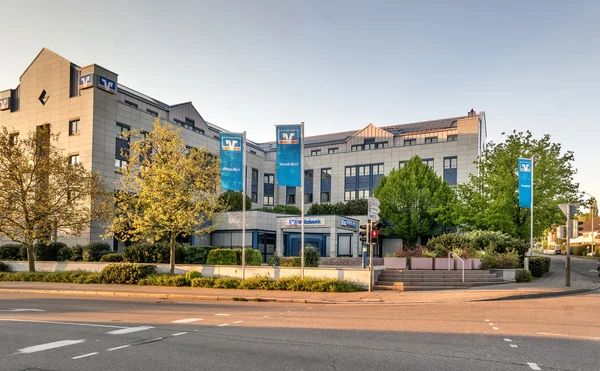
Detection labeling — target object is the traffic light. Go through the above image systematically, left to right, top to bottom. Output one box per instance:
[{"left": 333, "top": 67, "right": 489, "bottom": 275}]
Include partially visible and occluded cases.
[
  {"left": 571, "top": 220, "right": 584, "bottom": 239},
  {"left": 359, "top": 224, "right": 370, "bottom": 244},
  {"left": 556, "top": 225, "right": 566, "bottom": 239},
  {"left": 371, "top": 230, "right": 379, "bottom": 244}
]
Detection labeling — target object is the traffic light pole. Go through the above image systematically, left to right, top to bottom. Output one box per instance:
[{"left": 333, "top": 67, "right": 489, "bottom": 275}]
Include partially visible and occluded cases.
[
  {"left": 566, "top": 211, "right": 571, "bottom": 287},
  {"left": 368, "top": 219, "right": 374, "bottom": 292}
]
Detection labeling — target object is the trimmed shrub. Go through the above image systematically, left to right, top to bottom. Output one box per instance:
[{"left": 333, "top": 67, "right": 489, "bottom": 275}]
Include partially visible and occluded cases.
[
  {"left": 218, "top": 190, "right": 252, "bottom": 212},
  {"left": 425, "top": 234, "right": 472, "bottom": 257},
  {"left": 34, "top": 242, "right": 67, "bottom": 261},
  {"left": 83, "top": 243, "right": 111, "bottom": 262},
  {"left": 123, "top": 243, "right": 185, "bottom": 264},
  {"left": 0, "top": 244, "right": 27, "bottom": 261},
  {"left": 57, "top": 245, "right": 73, "bottom": 261},
  {"left": 70, "top": 245, "right": 84, "bottom": 261},
  {"left": 570, "top": 245, "right": 588, "bottom": 256},
  {"left": 184, "top": 246, "right": 218, "bottom": 264},
  {"left": 304, "top": 246, "right": 320, "bottom": 267},
  {"left": 394, "top": 248, "right": 424, "bottom": 257},
  {"left": 206, "top": 249, "right": 238, "bottom": 265},
  {"left": 234, "top": 249, "right": 263, "bottom": 266},
  {"left": 480, "top": 249, "right": 520, "bottom": 269},
  {"left": 267, "top": 252, "right": 281, "bottom": 266},
  {"left": 100, "top": 253, "right": 124, "bottom": 263},
  {"left": 529, "top": 256, "right": 551, "bottom": 278},
  {"left": 279, "top": 257, "right": 301, "bottom": 267},
  {"left": 0, "top": 262, "right": 9, "bottom": 272},
  {"left": 100, "top": 263, "right": 156, "bottom": 284},
  {"left": 515, "top": 269, "right": 532, "bottom": 282},
  {"left": 0, "top": 270, "right": 101, "bottom": 284},
  {"left": 185, "top": 270, "right": 202, "bottom": 281},
  {"left": 138, "top": 274, "right": 190, "bottom": 287},
  {"left": 239, "top": 276, "right": 274, "bottom": 290},
  {"left": 273, "top": 276, "right": 364, "bottom": 292},
  {"left": 190, "top": 277, "right": 216, "bottom": 288},
  {"left": 212, "top": 277, "right": 241, "bottom": 289}
]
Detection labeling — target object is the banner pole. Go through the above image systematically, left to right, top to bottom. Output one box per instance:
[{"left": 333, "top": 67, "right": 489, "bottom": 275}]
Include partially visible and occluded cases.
[
  {"left": 300, "top": 122, "right": 305, "bottom": 279},
  {"left": 242, "top": 131, "right": 247, "bottom": 280},
  {"left": 530, "top": 157, "right": 534, "bottom": 256}
]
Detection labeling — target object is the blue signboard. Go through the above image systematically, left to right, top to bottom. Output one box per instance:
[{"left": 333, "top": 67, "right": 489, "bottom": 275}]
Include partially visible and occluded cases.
[
  {"left": 79, "top": 73, "right": 93, "bottom": 89},
  {"left": 97, "top": 75, "right": 117, "bottom": 94},
  {"left": 0, "top": 97, "right": 9, "bottom": 111},
  {"left": 276, "top": 125, "right": 302, "bottom": 187},
  {"left": 220, "top": 133, "right": 244, "bottom": 191},
  {"left": 518, "top": 158, "right": 532, "bottom": 208},
  {"left": 340, "top": 219, "right": 357, "bottom": 228}
]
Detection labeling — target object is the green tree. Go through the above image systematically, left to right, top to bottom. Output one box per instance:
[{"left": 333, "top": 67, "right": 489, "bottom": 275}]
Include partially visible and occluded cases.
[
  {"left": 105, "top": 119, "right": 222, "bottom": 274},
  {"left": 0, "top": 127, "right": 109, "bottom": 272},
  {"left": 457, "top": 131, "right": 580, "bottom": 239},
  {"left": 373, "top": 156, "right": 457, "bottom": 247},
  {"left": 218, "top": 191, "right": 251, "bottom": 211}
]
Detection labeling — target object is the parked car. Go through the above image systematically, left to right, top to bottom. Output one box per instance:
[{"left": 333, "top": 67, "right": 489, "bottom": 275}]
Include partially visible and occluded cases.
[{"left": 554, "top": 248, "right": 561, "bottom": 255}]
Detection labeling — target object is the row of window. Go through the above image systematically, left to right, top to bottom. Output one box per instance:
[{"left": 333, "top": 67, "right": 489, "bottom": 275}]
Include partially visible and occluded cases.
[
  {"left": 308, "top": 135, "right": 458, "bottom": 156},
  {"left": 311, "top": 147, "right": 339, "bottom": 156}
]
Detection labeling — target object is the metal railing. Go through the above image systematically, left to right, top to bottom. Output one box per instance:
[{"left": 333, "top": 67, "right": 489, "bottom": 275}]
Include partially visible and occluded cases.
[{"left": 448, "top": 252, "right": 465, "bottom": 283}]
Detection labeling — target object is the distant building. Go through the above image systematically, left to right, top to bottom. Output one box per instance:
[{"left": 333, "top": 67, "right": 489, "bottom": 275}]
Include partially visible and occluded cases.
[{"left": 1, "top": 48, "right": 487, "bottom": 260}]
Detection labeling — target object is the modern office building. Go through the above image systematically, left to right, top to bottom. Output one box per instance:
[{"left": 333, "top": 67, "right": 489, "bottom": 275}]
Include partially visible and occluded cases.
[{"left": 0, "top": 48, "right": 487, "bottom": 260}]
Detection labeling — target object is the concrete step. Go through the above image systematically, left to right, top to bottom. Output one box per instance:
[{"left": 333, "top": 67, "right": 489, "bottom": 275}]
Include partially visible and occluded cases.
[
  {"left": 377, "top": 275, "right": 500, "bottom": 281},
  {"left": 376, "top": 278, "right": 504, "bottom": 284},
  {"left": 373, "top": 281, "right": 507, "bottom": 291},
  {"left": 376, "top": 281, "right": 504, "bottom": 287}
]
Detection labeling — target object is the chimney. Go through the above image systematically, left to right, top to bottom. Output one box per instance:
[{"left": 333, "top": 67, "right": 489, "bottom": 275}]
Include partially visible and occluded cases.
[{"left": 468, "top": 108, "right": 476, "bottom": 118}]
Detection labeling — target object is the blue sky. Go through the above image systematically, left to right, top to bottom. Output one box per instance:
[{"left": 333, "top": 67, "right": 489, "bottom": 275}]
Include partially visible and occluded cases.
[{"left": 1, "top": 0, "right": 599, "bottom": 199}]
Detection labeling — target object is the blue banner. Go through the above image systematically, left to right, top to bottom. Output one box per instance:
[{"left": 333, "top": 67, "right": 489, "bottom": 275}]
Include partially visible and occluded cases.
[
  {"left": 276, "top": 125, "right": 302, "bottom": 187},
  {"left": 220, "top": 133, "right": 244, "bottom": 191},
  {"left": 518, "top": 158, "right": 532, "bottom": 208}
]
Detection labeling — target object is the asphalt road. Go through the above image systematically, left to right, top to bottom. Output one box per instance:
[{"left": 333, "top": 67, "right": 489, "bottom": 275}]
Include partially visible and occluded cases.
[{"left": 1, "top": 288, "right": 599, "bottom": 371}]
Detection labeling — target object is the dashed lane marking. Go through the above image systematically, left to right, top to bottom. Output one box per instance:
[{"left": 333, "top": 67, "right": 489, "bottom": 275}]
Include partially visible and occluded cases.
[
  {"left": 0, "top": 309, "right": 45, "bottom": 312},
  {"left": 215, "top": 314, "right": 230, "bottom": 316},
  {"left": 262, "top": 315, "right": 269, "bottom": 318},
  {"left": 172, "top": 318, "right": 203, "bottom": 323},
  {"left": 0, "top": 319, "right": 126, "bottom": 329},
  {"left": 485, "top": 319, "right": 490, "bottom": 322},
  {"left": 488, "top": 323, "right": 494, "bottom": 326},
  {"left": 217, "top": 324, "right": 230, "bottom": 327},
  {"left": 106, "top": 326, "right": 154, "bottom": 335},
  {"left": 493, "top": 327, "right": 499, "bottom": 330},
  {"left": 172, "top": 332, "right": 188, "bottom": 336},
  {"left": 536, "top": 332, "right": 600, "bottom": 341},
  {"left": 504, "top": 339, "right": 512, "bottom": 342},
  {"left": 17, "top": 340, "right": 85, "bottom": 354},
  {"left": 510, "top": 344, "right": 518, "bottom": 348},
  {"left": 107, "top": 345, "right": 131, "bottom": 351},
  {"left": 72, "top": 352, "right": 98, "bottom": 360},
  {"left": 528, "top": 362, "right": 541, "bottom": 370}
]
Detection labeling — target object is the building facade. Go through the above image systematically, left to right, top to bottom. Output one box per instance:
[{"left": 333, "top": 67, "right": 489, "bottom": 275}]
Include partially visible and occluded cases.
[{"left": 0, "top": 49, "right": 487, "bottom": 258}]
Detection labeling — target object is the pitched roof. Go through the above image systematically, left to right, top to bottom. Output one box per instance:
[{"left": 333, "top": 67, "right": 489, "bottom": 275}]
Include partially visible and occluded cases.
[{"left": 581, "top": 217, "right": 600, "bottom": 232}]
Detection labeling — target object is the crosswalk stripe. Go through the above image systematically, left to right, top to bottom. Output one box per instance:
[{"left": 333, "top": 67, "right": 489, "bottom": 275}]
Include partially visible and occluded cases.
[
  {"left": 172, "top": 318, "right": 203, "bottom": 323},
  {"left": 106, "top": 326, "right": 154, "bottom": 335},
  {"left": 17, "top": 340, "right": 85, "bottom": 354},
  {"left": 72, "top": 352, "right": 98, "bottom": 360}
]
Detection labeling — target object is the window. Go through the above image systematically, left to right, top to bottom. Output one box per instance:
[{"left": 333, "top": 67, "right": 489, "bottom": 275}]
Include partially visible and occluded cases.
[
  {"left": 124, "top": 99, "right": 138, "bottom": 109},
  {"left": 146, "top": 109, "right": 158, "bottom": 117},
  {"left": 185, "top": 117, "right": 195, "bottom": 130},
  {"left": 69, "top": 119, "right": 80, "bottom": 136},
  {"left": 116, "top": 123, "right": 130, "bottom": 140},
  {"left": 193, "top": 127, "right": 205, "bottom": 135},
  {"left": 8, "top": 132, "right": 19, "bottom": 146},
  {"left": 447, "top": 134, "right": 458, "bottom": 142},
  {"left": 425, "top": 137, "right": 438, "bottom": 144},
  {"left": 404, "top": 139, "right": 416, "bottom": 146},
  {"left": 375, "top": 142, "right": 388, "bottom": 149},
  {"left": 185, "top": 145, "right": 195, "bottom": 156},
  {"left": 351, "top": 145, "right": 362, "bottom": 152},
  {"left": 328, "top": 147, "right": 339, "bottom": 154},
  {"left": 311, "top": 149, "right": 321, "bottom": 156},
  {"left": 250, "top": 150, "right": 257, "bottom": 155},
  {"left": 68, "top": 154, "right": 80, "bottom": 166},
  {"left": 444, "top": 156, "right": 458, "bottom": 185},
  {"left": 444, "top": 157, "right": 457, "bottom": 169},
  {"left": 422, "top": 158, "right": 434, "bottom": 168},
  {"left": 115, "top": 159, "right": 128, "bottom": 172},
  {"left": 399, "top": 161, "right": 406, "bottom": 168},
  {"left": 372, "top": 164, "right": 384, "bottom": 175},
  {"left": 358, "top": 165, "right": 370, "bottom": 176},
  {"left": 345, "top": 167, "right": 356, "bottom": 177},
  {"left": 251, "top": 168, "right": 259, "bottom": 203},
  {"left": 252, "top": 168, "right": 259, "bottom": 182},
  {"left": 321, "top": 168, "right": 331, "bottom": 179},
  {"left": 305, "top": 170, "right": 313, "bottom": 180},
  {"left": 264, "top": 174, "right": 274, "bottom": 184},
  {"left": 358, "top": 189, "right": 369, "bottom": 199},
  {"left": 344, "top": 190, "right": 356, "bottom": 201},
  {"left": 320, "top": 192, "right": 331, "bottom": 202},
  {"left": 304, "top": 193, "right": 313, "bottom": 203},
  {"left": 286, "top": 194, "right": 296, "bottom": 205},
  {"left": 263, "top": 196, "right": 274, "bottom": 206}
]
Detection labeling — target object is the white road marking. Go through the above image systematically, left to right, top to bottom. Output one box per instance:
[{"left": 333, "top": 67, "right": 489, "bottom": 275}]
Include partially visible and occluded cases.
[
  {"left": 0, "top": 309, "right": 45, "bottom": 312},
  {"left": 215, "top": 314, "right": 230, "bottom": 316},
  {"left": 262, "top": 315, "right": 269, "bottom": 318},
  {"left": 172, "top": 318, "right": 203, "bottom": 323},
  {"left": 0, "top": 319, "right": 126, "bottom": 329},
  {"left": 485, "top": 319, "right": 489, "bottom": 322},
  {"left": 233, "top": 321, "right": 243, "bottom": 324},
  {"left": 488, "top": 323, "right": 494, "bottom": 326},
  {"left": 217, "top": 324, "right": 229, "bottom": 327},
  {"left": 106, "top": 326, "right": 154, "bottom": 335},
  {"left": 493, "top": 327, "right": 499, "bottom": 330},
  {"left": 172, "top": 332, "right": 188, "bottom": 336},
  {"left": 537, "top": 332, "right": 600, "bottom": 341},
  {"left": 504, "top": 339, "right": 512, "bottom": 342},
  {"left": 17, "top": 340, "right": 85, "bottom": 354},
  {"left": 510, "top": 344, "right": 518, "bottom": 348},
  {"left": 107, "top": 345, "right": 131, "bottom": 351},
  {"left": 72, "top": 352, "right": 98, "bottom": 360},
  {"left": 527, "top": 362, "right": 541, "bottom": 370}
]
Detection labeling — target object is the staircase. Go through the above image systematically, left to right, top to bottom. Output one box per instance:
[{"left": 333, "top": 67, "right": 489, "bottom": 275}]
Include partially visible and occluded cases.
[{"left": 374, "top": 270, "right": 507, "bottom": 291}]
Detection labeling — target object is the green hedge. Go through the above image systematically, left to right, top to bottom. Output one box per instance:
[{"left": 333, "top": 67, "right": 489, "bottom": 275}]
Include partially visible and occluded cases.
[
  {"left": 306, "top": 199, "right": 367, "bottom": 216},
  {"left": 425, "top": 230, "right": 529, "bottom": 260},
  {"left": 34, "top": 242, "right": 68, "bottom": 261},
  {"left": 83, "top": 243, "right": 111, "bottom": 262},
  {"left": 122, "top": 243, "right": 185, "bottom": 264},
  {"left": 0, "top": 244, "right": 27, "bottom": 261},
  {"left": 184, "top": 246, "right": 218, "bottom": 264},
  {"left": 278, "top": 248, "right": 319, "bottom": 267},
  {"left": 206, "top": 249, "right": 238, "bottom": 265},
  {"left": 234, "top": 249, "right": 263, "bottom": 266},
  {"left": 480, "top": 250, "right": 520, "bottom": 269},
  {"left": 100, "top": 253, "right": 124, "bottom": 262},
  {"left": 529, "top": 256, "right": 551, "bottom": 278},
  {"left": 280, "top": 257, "right": 301, "bottom": 267},
  {"left": 0, "top": 262, "right": 9, "bottom": 272},
  {"left": 100, "top": 263, "right": 156, "bottom": 284},
  {"left": 515, "top": 268, "right": 532, "bottom": 282},
  {"left": 0, "top": 271, "right": 102, "bottom": 284},
  {"left": 185, "top": 271, "right": 202, "bottom": 281},
  {"left": 138, "top": 274, "right": 190, "bottom": 287},
  {"left": 190, "top": 275, "right": 364, "bottom": 292}
]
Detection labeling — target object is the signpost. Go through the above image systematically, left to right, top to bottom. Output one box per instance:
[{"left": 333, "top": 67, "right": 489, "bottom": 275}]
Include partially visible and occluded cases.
[
  {"left": 367, "top": 197, "right": 380, "bottom": 292},
  {"left": 559, "top": 203, "right": 579, "bottom": 287}
]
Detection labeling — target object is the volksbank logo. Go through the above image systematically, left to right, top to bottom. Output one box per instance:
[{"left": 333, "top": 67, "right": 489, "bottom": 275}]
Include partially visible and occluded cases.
[
  {"left": 78, "top": 74, "right": 93, "bottom": 90},
  {"left": 98, "top": 75, "right": 117, "bottom": 94},
  {"left": 0, "top": 97, "right": 10, "bottom": 111},
  {"left": 278, "top": 129, "right": 299, "bottom": 144},
  {"left": 221, "top": 136, "right": 241, "bottom": 151},
  {"left": 520, "top": 162, "right": 531, "bottom": 173}
]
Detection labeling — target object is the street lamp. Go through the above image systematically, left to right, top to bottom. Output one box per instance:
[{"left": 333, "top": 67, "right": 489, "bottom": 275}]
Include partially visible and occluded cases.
[{"left": 583, "top": 192, "right": 596, "bottom": 256}]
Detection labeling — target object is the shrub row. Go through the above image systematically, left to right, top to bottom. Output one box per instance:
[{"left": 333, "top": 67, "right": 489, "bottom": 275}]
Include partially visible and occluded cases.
[
  {"left": 424, "top": 230, "right": 528, "bottom": 260},
  {"left": 0, "top": 242, "right": 111, "bottom": 262},
  {"left": 271, "top": 246, "right": 320, "bottom": 267},
  {"left": 204, "top": 249, "right": 263, "bottom": 266},
  {"left": 480, "top": 249, "right": 520, "bottom": 269},
  {"left": 528, "top": 256, "right": 551, "bottom": 278},
  {"left": 0, "top": 262, "right": 10, "bottom": 272},
  {"left": 515, "top": 268, "right": 532, "bottom": 282},
  {"left": 0, "top": 270, "right": 102, "bottom": 284},
  {"left": 190, "top": 276, "right": 364, "bottom": 292}
]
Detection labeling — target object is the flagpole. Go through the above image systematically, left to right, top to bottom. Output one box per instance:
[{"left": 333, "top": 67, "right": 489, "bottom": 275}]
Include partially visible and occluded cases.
[
  {"left": 300, "top": 122, "right": 305, "bottom": 279},
  {"left": 242, "top": 131, "right": 247, "bottom": 280},
  {"left": 530, "top": 157, "right": 534, "bottom": 256}
]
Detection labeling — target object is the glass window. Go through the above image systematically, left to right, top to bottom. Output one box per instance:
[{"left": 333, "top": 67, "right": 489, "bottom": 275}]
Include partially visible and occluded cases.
[
  {"left": 124, "top": 99, "right": 138, "bottom": 109},
  {"left": 146, "top": 109, "right": 158, "bottom": 117},
  {"left": 69, "top": 120, "right": 80, "bottom": 136},
  {"left": 116, "top": 123, "right": 130, "bottom": 140},
  {"left": 8, "top": 132, "right": 19, "bottom": 146},
  {"left": 447, "top": 134, "right": 458, "bottom": 142},
  {"left": 425, "top": 137, "right": 438, "bottom": 144},
  {"left": 404, "top": 139, "right": 416, "bottom": 146},
  {"left": 351, "top": 145, "right": 362, "bottom": 152},
  {"left": 328, "top": 148, "right": 338, "bottom": 154},
  {"left": 311, "top": 149, "right": 321, "bottom": 156},
  {"left": 68, "top": 154, "right": 80, "bottom": 166},
  {"left": 444, "top": 157, "right": 457, "bottom": 169},
  {"left": 115, "top": 158, "right": 128, "bottom": 172},
  {"left": 423, "top": 159, "right": 434, "bottom": 168},
  {"left": 399, "top": 161, "right": 406, "bottom": 168},
  {"left": 372, "top": 164, "right": 384, "bottom": 175},
  {"left": 358, "top": 165, "right": 370, "bottom": 176},
  {"left": 345, "top": 167, "right": 356, "bottom": 177},
  {"left": 252, "top": 168, "right": 259, "bottom": 181},
  {"left": 321, "top": 168, "right": 331, "bottom": 179},
  {"left": 264, "top": 174, "right": 274, "bottom": 184},
  {"left": 344, "top": 190, "right": 356, "bottom": 201},
  {"left": 358, "top": 190, "right": 369, "bottom": 199},
  {"left": 251, "top": 192, "right": 258, "bottom": 203},
  {"left": 320, "top": 192, "right": 331, "bottom": 202},
  {"left": 304, "top": 193, "right": 313, "bottom": 203},
  {"left": 286, "top": 194, "right": 296, "bottom": 205},
  {"left": 263, "top": 196, "right": 274, "bottom": 206}
]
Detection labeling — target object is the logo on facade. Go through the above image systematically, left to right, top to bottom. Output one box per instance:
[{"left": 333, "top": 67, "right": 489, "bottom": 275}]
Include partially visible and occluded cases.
[
  {"left": 78, "top": 74, "right": 93, "bottom": 90},
  {"left": 98, "top": 75, "right": 117, "bottom": 94},
  {"left": 0, "top": 97, "right": 9, "bottom": 111},
  {"left": 278, "top": 129, "right": 299, "bottom": 144},
  {"left": 221, "top": 136, "right": 241, "bottom": 151},
  {"left": 520, "top": 162, "right": 531, "bottom": 173},
  {"left": 287, "top": 218, "right": 322, "bottom": 226},
  {"left": 340, "top": 219, "right": 357, "bottom": 228}
]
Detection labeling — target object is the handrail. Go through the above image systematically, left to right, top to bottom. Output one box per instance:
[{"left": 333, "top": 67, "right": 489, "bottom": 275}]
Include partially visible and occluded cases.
[{"left": 448, "top": 252, "right": 465, "bottom": 283}]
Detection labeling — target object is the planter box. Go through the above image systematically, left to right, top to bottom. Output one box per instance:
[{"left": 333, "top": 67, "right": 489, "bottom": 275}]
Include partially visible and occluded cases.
[
  {"left": 384, "top": 257, "right": 407, "bottom": 270},
  {"left": 410, "top": 257, "right": 433, "bottom": 270},
  {"left": 434, "top": 258, "right": 453, "bottom": 270},
  {"left": 490, "top": 269, "right": 516, "bottom": 282}
]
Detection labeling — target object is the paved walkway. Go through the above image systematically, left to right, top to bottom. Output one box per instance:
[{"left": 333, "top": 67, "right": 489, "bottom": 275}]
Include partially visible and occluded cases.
[{"left": 1, "top": 256, "right": 597, "bottom": 304}]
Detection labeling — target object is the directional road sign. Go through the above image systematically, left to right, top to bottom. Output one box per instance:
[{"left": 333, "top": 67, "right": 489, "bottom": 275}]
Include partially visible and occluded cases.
[{"left": 559, "top": 203, "right": 579, "bottom": 218}]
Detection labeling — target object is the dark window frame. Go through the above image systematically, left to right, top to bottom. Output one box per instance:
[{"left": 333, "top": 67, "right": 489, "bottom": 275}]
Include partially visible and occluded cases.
[
  {"left": 69, "top": 119, "right": 80, "bottom": 136},
  {"left": 404, "top": 138, "right": 416, "bottom": 146}
]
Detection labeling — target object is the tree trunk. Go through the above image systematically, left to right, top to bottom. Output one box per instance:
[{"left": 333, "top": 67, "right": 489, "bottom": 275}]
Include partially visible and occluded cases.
[
  {"left": 169, "top": 234, "right": 176, "bottom": 275},
  {"left": 27, "top": 243, "right": 35, "bottom": 272}
]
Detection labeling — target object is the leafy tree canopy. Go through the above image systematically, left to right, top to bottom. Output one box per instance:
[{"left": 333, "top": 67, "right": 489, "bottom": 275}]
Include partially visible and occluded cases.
[
  {"left": 219, "top": 191, "right": 251, "bottom": 212},
  {"left": 306, "top": 199, "right": 367, "bottom": 216}
]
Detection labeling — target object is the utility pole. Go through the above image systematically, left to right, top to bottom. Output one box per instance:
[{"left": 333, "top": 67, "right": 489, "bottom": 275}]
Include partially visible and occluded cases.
[{"left": 559, "top": 203, "right": 578, "bottom": 287}]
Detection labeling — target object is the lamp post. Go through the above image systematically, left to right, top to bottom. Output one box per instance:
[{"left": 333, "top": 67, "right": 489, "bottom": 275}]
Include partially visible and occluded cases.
[{"left": 583, "top": 192, "right": 596, "bottom": 256}]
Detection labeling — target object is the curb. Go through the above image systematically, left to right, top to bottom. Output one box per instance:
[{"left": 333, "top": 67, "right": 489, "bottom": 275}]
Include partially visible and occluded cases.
[{"left": 474, "top": 286, "right": 598, "bottom": 302}]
